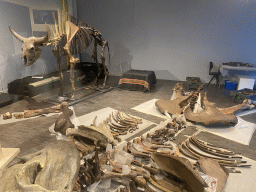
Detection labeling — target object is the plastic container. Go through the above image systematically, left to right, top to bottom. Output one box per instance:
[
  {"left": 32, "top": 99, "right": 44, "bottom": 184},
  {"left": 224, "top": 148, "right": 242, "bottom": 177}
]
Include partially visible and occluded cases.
[
  {"left": 237, "top": 75, "right": 255, "bottom": 90},
  {"left": 186, "top": 77, "right": 202, "bottom": 90},
  {"left": 225, "top": 80, "right": 237, "bottom": 90}
]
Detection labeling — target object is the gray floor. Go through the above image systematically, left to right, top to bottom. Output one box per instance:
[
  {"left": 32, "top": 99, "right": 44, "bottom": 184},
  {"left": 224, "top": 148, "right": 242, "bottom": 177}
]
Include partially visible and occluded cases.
[{"left": 1, "top": 76, "right": 256, "bottom": 167}]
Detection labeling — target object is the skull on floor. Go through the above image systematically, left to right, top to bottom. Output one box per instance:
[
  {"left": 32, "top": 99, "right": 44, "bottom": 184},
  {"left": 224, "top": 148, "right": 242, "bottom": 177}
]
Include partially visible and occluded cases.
[{"left": 0, "top": 140, "right": 80, "bottom": 192}]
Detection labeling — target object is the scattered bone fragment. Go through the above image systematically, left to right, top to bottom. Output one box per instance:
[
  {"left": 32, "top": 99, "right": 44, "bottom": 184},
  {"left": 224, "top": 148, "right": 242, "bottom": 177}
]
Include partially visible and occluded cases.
[
  {"left": 54, "top": 102, "right": 74, "bottom": 135},
  {"left": 24, "top": 103, "right": 62, "bottom": 118},
  {"left": 2, "top": 112, "right": 12, "bottom": 120},
  {"left": 13, "top": 113, "right": 24, "bottom": 119}
]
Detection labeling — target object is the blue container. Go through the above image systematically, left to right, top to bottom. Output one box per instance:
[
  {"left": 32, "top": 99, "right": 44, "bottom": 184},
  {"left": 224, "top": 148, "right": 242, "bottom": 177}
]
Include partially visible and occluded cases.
[{"left": 225, "top": 80, "right": 237, "bottom": 90}]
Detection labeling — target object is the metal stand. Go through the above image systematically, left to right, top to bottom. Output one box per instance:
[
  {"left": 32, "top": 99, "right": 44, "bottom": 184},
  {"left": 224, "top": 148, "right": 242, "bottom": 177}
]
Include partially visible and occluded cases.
[{"left": 45, "top": 85, "right": 114, "bottom": 106}]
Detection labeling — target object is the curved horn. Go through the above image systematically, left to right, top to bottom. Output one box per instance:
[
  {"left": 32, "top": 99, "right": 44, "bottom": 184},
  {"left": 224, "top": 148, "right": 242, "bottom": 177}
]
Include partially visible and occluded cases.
[
  {"left": 8, "top": 26, "right": 25, "bottom": 42},
  {"left": 34, "top": 31, "right": 49, "bottom": 45}
]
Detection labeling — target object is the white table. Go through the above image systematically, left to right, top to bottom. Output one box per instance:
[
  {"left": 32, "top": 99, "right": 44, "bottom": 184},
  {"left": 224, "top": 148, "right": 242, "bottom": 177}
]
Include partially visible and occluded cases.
[{"left": 220, "top": 64, "right": 256, "bottom": 77}]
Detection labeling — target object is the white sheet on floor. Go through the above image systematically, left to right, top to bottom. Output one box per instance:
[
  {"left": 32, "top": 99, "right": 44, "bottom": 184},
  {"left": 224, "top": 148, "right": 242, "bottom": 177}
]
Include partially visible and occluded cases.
[
  {"left": 132, "top": 98, "right": 168, "bottom": 119},
  {"left": 0, "top": 107, "right": 74, "bottom": 125},
  {"left": 77, "top": 107, "right": 155, "bottom": 142},
  {"left": 235, "top": 108, "right": 256, "bottom": 117},
  {"left": 196, "top": 117, "right": 256, "bottom": 145},
  {"left": 179, "top": 142, "right": 256, "bottom": 192},
  {"left": 225, "top": 156, "right": 256, "bottom": 192}
]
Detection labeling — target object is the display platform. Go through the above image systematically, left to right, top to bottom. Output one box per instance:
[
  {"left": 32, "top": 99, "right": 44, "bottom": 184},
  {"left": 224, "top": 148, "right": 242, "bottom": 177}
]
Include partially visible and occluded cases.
[
  {"left": 118, "top": 69, "right": 157, "bottom": 92},
  {"left": 46, "top": 86, "right": 114, "bottom": 106},
  {"left": 0, "top": 93, "right": 23, "bottom": 108},
  {"left": 132, "top": 98, "right": 168, "bottom": 119}
]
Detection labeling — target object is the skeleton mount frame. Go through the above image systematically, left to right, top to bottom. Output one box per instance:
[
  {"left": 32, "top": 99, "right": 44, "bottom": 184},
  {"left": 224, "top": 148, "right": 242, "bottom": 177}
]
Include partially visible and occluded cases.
[{"left": 9, "top": 9, "right": 110, "bottom": 100}]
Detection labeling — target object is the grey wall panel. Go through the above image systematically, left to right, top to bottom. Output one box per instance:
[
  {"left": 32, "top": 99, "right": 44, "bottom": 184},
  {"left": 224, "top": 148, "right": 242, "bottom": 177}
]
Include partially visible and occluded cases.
[
  {"left": 0, "top": 0, "right": 63, "bottom": 91},
  {"left": 77, "top": 0, "right": 256, "bottom": 82}
]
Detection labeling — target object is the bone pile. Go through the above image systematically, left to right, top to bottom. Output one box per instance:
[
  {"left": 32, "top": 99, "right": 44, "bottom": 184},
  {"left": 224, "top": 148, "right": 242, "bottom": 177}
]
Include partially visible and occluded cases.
[
  {"left": 105, "top": 109, "right": 143, "bottom": 142},
  {"left": 150, "top": 116, "right": 186, "bottom": 144},
  {"left": 177, "top": 135, "right": 251, "bottom": 170}
]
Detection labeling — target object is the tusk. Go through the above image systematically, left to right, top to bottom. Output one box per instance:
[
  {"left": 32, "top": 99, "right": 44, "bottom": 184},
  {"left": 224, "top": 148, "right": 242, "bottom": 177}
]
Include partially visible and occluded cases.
[{"left": 9, "top": 26, "right": 26, "bottom": 42}]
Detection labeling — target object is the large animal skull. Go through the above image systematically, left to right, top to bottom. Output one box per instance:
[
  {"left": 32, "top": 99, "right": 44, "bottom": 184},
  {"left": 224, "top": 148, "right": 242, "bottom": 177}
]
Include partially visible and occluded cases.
[
  {"left": 9, "top": 26, "right": 49, "bottom": 66},
  {"left": 0, "top": 140, "right": 80, "bottom": 192}
]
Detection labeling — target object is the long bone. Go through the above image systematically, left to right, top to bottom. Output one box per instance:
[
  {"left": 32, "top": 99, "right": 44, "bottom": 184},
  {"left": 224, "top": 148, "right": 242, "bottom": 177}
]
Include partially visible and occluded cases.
[
  {"left": 23, "top": 103, "right": 63, "bottom": 118},
  {"left": 120, "top": 110, "right": 142, "bottom": 124},
  {"left": 116, "top": 111, "right": 137, "bottom": 127},
  {"left": 117, "top": 111, "right": 139, "bottom": 125},
  {"left": 112, "top": 112, "right": 135, "bottom": 128},
  {"left": 109, "top": 114, "right": 131, "bottom": 129},
  {"left": 107, "top": 121, "right": 128, "bottom": 135},
  {"left": 107, "top": 122, "right": 130, "bottom": 134},
  {"left": 191, "top": 135, "right": 235, "bottom": 155},
  {"left": 141, "top": 136, "right": 173, "bottom": 150},
  {"left": 189, "top": 136, "right": 241, "bottom": 158},
  {"left": 135, "top": 138, "right": 171, "bottom": 155},
  {"left": 132, "top": 139, "right": 151, "bottom": 154},
  {"left": 184, "top": 141, "right": 245, "bottom": 163},
  {"left": 127, "top": 142, "right": 150, "bottom": 158},
  {"left": 181, "top": 142, "right": 250, "bottom": 167},
  {"left": 177, "top": 143, "right": 249, "bottom": 168},
  {"left": 131, "top": 160, "right": 160, "bottom": 175},
  {"left": 100, "top": 170, "right": 137, "bottom": 181}
]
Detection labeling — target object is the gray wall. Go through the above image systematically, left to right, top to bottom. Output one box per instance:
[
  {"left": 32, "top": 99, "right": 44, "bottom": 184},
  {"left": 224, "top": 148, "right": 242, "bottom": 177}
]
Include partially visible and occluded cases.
[
  {"left": 0, "top": 0, "right": 64, "bottom": 92},
  {"left": 77, "top": 0, "right": 256, "bottom": 82}
]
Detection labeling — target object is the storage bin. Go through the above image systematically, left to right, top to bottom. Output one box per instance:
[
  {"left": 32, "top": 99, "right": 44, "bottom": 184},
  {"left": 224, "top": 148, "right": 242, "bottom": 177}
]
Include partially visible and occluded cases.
[
  {"left": 237, "top": 75, "right": 255, "bottom": 90},
  {"left": 225, "top": 80, "right": 237, "bottom": 90}
]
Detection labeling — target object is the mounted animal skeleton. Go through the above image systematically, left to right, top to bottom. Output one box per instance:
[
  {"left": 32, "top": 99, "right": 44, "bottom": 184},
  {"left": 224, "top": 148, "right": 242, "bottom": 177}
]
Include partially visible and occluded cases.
[{"left": 9, "top": 9, "right": 110, "bottom": 99}]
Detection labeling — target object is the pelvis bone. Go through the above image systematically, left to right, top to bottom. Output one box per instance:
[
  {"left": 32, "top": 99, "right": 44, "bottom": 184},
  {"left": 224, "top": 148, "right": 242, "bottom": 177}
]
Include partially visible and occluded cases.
[
  {"left": 155, "top": 83, "right": 193, "bottom": 115},
  {"left": 183, "top": 92, "right": 250, "bottom": 125},
  {"left": 0, "top": 140, "right": 80, "bottom": 192}
]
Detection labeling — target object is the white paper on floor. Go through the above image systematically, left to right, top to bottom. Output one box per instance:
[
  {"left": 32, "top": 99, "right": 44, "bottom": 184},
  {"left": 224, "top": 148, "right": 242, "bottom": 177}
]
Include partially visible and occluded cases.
[
  {"left": 132, "top": 98, "right": 168, "bottom": 119},
  {"left": 77, "top": 107, "right": 155, "bottom": 142},
  {"left": 235, "top": 108, "right": 256, "bottom": 117},
  {"left": 196, "top": 117, "right": 256, "bottom": 145},
  {"left": 179, "top": 140, "right": 256, "bottom": 192},
  {"left": 224, "top": 156, "right": 256, "bottom": 192}
]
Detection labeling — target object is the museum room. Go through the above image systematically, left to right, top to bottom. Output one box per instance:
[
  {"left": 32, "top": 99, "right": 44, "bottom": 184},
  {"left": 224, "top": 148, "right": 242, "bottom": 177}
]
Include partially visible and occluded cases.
[{"left": 1, "top": 0, "right": 256, "bottom": 191}]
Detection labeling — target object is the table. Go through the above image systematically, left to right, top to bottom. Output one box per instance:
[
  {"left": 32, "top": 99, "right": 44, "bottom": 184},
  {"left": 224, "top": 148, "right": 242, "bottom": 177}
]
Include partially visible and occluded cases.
[
  {"left": 220, "top": 64, "right": 256, "bottom": 77},
  {"left": 118, "top": 69, "right": 157, "bottom": 92}
]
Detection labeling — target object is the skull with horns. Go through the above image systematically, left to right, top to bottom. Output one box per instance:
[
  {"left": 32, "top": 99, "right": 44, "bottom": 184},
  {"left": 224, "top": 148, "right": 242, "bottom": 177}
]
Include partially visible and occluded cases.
[{"left": 9, "top": 26, "right": 49, "bottom": 66}]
